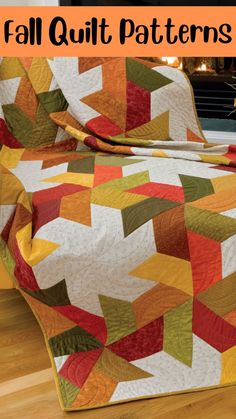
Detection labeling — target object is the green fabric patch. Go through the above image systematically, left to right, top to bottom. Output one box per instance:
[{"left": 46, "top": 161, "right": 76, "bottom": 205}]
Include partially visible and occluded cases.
[
  {"left": 126, "top": 57, "right": 173, "bottom": 92},
  {"left": 38, "top": 89, "right": 68, "bottom": 114},
  {"left": 3, "top": 103, "right": 58, "bottom": 147},
  {"left": 30, "top": 103, "right": 58, "bottom": 147},
  {"left": 3, "top": 104, "right": 34, "bottom": 147},
  {"left": 109, "top": 136, "right": 153, "bottom": 147},
  {"left": 95, "top": 155, "right": 144, "bottom": 167},
  {"left": 68, "top": 157, "right": 95, "bottom": 174},
  {"left": 96, "top": 171, "right": 150, "bottom": 191},
  {"left": 180, "top": 175, "right": 214, "bottom": 203},
  {"left": 122, "top": 197, "right": 180, "bottom": 237},
  {"left": 185, "top": 205, "right": 236, "bottom": 242},
  {"left": 0, "top": 236, "right": 15, "bottom": 279},
  {"left": 197, "top": 272, "right": 236, "bottom": 317},
  {"left": 24, "top": 279, "right": 71, "bottom": 307},
  {"left": 99, "top": 295, "right": 136, "bottom": 345},
  {"left": 164, "top": 299, "right": 193, "bottom": 367},
  {"left": 49, "top": 326, "right": 103, "bottom": 357},
  {"left": 58, "top": 376, "right": 80, "bottom": 408}
]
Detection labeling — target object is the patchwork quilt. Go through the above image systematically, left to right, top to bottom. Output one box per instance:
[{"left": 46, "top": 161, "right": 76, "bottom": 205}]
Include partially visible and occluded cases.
[{"left": 0, "top": 57, "right": 236, "bottom": 411}]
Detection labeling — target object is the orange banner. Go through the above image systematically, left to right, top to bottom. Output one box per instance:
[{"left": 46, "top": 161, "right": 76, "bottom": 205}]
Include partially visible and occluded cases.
[{"left": 0, "top": 6, "right": 235, "bottom": 56}]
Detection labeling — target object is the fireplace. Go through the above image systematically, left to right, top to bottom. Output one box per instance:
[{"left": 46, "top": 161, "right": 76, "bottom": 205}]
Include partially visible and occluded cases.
[
  {"left": 60, "top": 1, "right": 236, "bottom": 5},
  {"left": 157, "top": 57, "right": 236, "bottom": 120}
]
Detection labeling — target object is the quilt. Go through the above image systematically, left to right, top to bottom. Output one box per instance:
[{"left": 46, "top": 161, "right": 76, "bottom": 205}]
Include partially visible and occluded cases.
[{"left": 0, "top": 57, "right": 236, "bottom": 411}]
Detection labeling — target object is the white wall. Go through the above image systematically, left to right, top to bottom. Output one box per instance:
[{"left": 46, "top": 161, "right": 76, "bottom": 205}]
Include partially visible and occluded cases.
[{"left": 0, "top": 0, "right": 59, "bottom": 5}]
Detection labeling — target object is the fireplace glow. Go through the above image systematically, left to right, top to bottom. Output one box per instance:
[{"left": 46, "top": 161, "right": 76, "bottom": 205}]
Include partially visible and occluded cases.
[
  {"left": 161, "top": 57, "right": 177, "bottom": 65},
  {"left": 198, "top": 63, "right": 207, "bottom": 72}
]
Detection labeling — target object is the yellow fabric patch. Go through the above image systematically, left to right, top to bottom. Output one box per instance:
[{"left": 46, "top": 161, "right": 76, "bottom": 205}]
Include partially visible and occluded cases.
[
  {"left": 0, "top": 57, "right": 25, "bottom": 80},
  {"left": 28, "top": 57, "right": 53, "bottom": 94},
  {"left": 65, "top": 125, "right": 88, "bottom": 142},
  {"left": 0, "top": 146, "right": 24, "bottom": 169},
  {"left": 152, "top": 150, "right": 168, "bottom": 158},
  {"left": 199, "top": 154, "right": 230, "bottom": 166},
  {"left": 42, "top": 172, "right": 94, "bottom": 188},
  {"left": 0, "top": 173, "right": 24, "bottom": 205},
  {"left": 212, "top": 174, "right": 236, "bottom": 193},
  {"left": 92, "top": 187, "right": 147, "bottom": 210},
  {"left": 17, "top": 191, "right": 32, "bottom": 213},
  {"left": 16, "top": 223, "right": 59, "bottom": 267},
  {"left": 130, "top": 252, "right": 193, "bottom": 296},
  {"left": 0, "top": 259, "right": 14, "bottom": 289},
  {"left": 221, "top": 346, "right": 236, "bottom": 384}
]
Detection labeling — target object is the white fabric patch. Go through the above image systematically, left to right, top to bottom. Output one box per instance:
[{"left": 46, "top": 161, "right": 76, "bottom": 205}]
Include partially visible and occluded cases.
[
  {"left": 10, "top": 161, "right": 68, "bottom": 192},
  {"left": 0, "top": 205, "right": 15, "bottom": 233},
  {"left": 33, "top": 211, "right": 156, "bottom": 316},
  {"left": 221, "top": 234, "right": 236, "bottom": 279},
  {"left": 110, "top": 335, "right": 221, "bottom": 402},
  {"left": 54, "top": 355, "right": 69, "bottom": 372}
]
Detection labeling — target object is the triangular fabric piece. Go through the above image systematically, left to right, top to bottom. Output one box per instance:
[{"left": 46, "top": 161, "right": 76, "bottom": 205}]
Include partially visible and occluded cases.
[
  {"left": 126, "top": 57, "right": 173, "bottom": 92},
  {"left": 127, "top": 111, "right": 169, "bottom": 141},
  {"left": 187, "top": 128, "right": 206, "bottom": 143},
  {"left": 180, "top": 174, "right": 214, "bottom": 203},
  {"left": 16, "top": 223, "right": 59, "bottom": 266},
  {"left": 23, "top": 279, "right": 71, "bottom": 307},
  {"left": 133, "top": 283, "right": 191, "bottom": 329},
  {"left": 22, "top": 292, "right": 77, "bottom": 339},
  {"left": 99, "top": 294, "right": 136, "bottom": 345},
  {"left": 164, "top": 299, "right": 193, "bottom": 367},
  {"left": 54, "top": 304, "right": 107, "bottom": 344},
  {"left": 108, "top": 317, "right": 163, "bottom": 362},
  {"left": 49, "top": 326, "right": 103, "bottom": 357},
  {"left": 59, "top": 348, "right": 103, "bottom": 388},
  {"left": 96, "top": 348, "right": 153, "bottom": 382},
  {"left": 71, "top": 365, "right": 117, "bottom": 409},
  {"left": 58, "top": 376, "right": 80, "bottom": 408}
]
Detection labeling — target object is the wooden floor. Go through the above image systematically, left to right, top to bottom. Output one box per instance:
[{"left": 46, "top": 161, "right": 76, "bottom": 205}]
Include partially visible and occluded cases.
[{"left": 1, "top": 289, "right": 236, "bottom": 419}]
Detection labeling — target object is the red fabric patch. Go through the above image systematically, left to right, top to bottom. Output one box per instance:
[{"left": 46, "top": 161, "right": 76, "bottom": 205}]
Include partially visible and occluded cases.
[
  {"left": 126, "top": 81, "right": 150, "bottom": 132},
  {"left": 86, "top": 116, "right": 123, "bottom": 138},
  {"left": 0, "top": 119, "right": 23, "bottom": 148},
  {"left": 84, "top": 136, "right": 101, "bottom": 151},
  {"left": 229, "top": 145, "right": 236, "bottom": 153},
  {"left": 223, "top": 152, "right": 236, "bottom": 162},
  {"left": 94, "top": 165, "right": 122, "bottom": 187},
  {"left": 211, "top": 165, "right": 236, "bottom": 173},
  {"left": 128, "top": 182, "right": 184, "bottom": 203},
  {"left": 33, "top": 184, "right": 86, "bottom": 206},
  {"left": 32, "top": 185, "right": 87, "bottom": 235},
  {"left": 32, "top": 199, "right": 60, "bottom": 236},
  {"left": 153, "top": 205, "right": 190, "bottom": 261},
  {"left": 188, "top": 230, "right": 222, "bottom": 295},
  {"left": 13, "top": 243, "right": 39, "bottom": 291},
  {"left": 193, "top": 300, "right": 236, "bottom": 352},
  {"left": 54, "top": 305, "right": 107, "bottom": 345},
  {"left": 108, "top": 317, "right": 163, "bottom": 361},
  {"left": 59, "top": 348, "right": 103, "bottom": 388}
]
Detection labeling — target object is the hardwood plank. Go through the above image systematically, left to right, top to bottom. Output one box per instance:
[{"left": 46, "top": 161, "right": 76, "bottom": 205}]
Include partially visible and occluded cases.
[
  {"left": 0, "top": 289, "right": 236, "bottom": 418},
  {"left": 0, "top": 290, "right": 50, "bottom": 383},
  {"left": 0, "top": 369, "right": 53, "bottom": 398}
]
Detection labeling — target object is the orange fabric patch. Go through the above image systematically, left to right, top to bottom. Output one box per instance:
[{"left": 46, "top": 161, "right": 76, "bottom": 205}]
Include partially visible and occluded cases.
[{"left": 71, "top": 366, "right": 117, "bottom": 408}]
